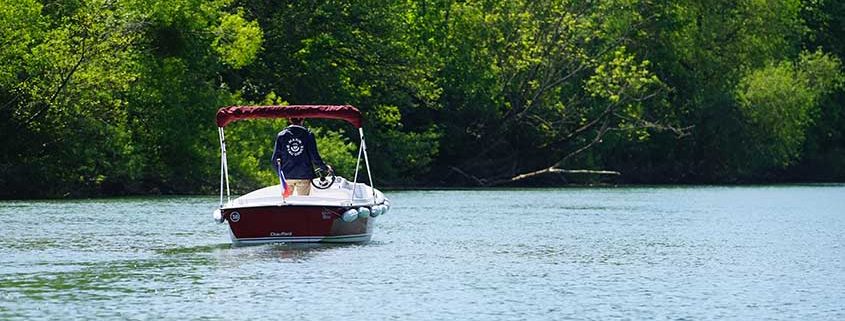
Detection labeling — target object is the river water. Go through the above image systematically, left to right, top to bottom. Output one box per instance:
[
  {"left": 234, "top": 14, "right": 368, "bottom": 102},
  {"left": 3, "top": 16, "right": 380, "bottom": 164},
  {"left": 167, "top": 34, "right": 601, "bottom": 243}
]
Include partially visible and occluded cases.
[{"left": 1, "top": 186, "right": 843, "bottom": 320}]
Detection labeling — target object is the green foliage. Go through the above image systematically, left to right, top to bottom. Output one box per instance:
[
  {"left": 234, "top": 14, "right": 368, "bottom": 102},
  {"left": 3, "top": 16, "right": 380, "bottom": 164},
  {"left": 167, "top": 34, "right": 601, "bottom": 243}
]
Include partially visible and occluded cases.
[
  {"left": 0, "top": 0, "right": 261, "bottom": 197},
  {"left": 0, "top": 0, "right": 43, "bottom": 86},
  {"left": 2, "top": 0, "right": 845, "bottom": 197},
  {"left": 225, "top": 0, "right": 444, "bottom": 183},
  {"left": 402, "top": 0, "right": 671, "bottom": 183},
  {"left": 591, "top": 0, "right": 828, "bottom": 183},
  {"left": 795, "top": 0, "right": 845, "bottom": 181},
  {"left": 213, "top": 10, "right": 263, "bottom": 68},
  {"left": 586, "top": 47, "right": 662, "bottom": 108},
  {"left": 735, "top": 51, "right": 842, "bottom": 171},
  {"left": 737, "top": 61, "right": 816, "bottom": 169},
  {"left": 218, "top": 119, "right": 286, "bottom": 193},
  {"left": 314, "top": 128, "right": 357, "bottom": 178}
]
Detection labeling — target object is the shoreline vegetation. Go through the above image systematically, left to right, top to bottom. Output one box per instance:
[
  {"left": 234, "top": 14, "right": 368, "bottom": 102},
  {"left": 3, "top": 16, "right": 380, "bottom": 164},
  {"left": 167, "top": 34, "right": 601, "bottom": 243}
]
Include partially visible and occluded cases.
[
  {"left": 2, "top": 0, "right": 845, "bottom": 198},
  {"left": 5, "top": 182, "right": 845, "bottom": 201}
]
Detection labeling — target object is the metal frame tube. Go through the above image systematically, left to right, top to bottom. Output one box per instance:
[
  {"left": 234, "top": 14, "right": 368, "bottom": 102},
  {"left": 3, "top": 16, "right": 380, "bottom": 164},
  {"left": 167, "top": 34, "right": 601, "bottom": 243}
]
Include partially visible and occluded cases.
[
  {"left": 218, "top": 127, "right": 231, "bottom": 204},
  {"left": 218, "top": 128, "right": 225, "bottom": 207},
  {"left": 359, "top": 128, "right": 376, "bottom": 203},
  {"left": 351, "top": 135, "right": 364, "bottom": 203}
]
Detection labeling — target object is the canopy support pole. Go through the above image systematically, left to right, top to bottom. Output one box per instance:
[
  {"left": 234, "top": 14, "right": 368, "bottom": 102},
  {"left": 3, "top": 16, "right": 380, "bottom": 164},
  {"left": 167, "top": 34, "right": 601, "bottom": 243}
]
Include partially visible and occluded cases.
[
  {"left": 218, "top": 127, "right": 231, "bottom": 205},
  {"left": 218, "top": 128, "right": 225, "bottom": 207},
  {"left": 359, "top": 128, "right": 376, "bottom": 204},
  {"left": 351, "top": 132, "right": 364, "bottom": 204}
]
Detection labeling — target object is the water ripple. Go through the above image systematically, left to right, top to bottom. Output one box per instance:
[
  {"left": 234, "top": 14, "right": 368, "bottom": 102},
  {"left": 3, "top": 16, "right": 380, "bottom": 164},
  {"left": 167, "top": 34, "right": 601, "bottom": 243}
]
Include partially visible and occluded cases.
[{"left": 0, "top": 188, "right": 844, "bottom": 320}]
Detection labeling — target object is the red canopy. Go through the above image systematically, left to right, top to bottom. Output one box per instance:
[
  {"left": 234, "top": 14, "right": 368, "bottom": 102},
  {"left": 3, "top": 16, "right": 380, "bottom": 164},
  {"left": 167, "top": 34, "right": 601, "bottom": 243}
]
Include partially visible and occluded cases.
[{"left": 216, "top": 105, "right": 362, "bottom": 128}]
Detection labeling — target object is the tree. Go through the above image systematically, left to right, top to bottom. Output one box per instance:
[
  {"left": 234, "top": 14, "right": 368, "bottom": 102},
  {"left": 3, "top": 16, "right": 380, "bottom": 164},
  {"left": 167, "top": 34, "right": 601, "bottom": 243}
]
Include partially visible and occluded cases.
[
  {"left": 0, "top": 0, "right": 263, "bottom": 197},
  {"left": 229, "top": 0, "right": 442, "bottom": 186},
  {"left": 418, "top": 0, "right": 683, "bottom": 186},
  {"left": 596, "top": 0, "right": 813, "bottom": 182},
  {"left": 795, "top": 0, "right": 845, "bottom": 181},
  {"left": 735, "top": 51, "right": 842, "bottom": 173}
]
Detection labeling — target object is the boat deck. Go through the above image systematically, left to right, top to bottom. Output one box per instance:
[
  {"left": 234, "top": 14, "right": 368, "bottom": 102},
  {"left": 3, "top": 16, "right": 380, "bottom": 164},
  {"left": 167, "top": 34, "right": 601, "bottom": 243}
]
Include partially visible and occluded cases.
[{"left": 224, "top": 177, "right": 384, "bottom": 209}]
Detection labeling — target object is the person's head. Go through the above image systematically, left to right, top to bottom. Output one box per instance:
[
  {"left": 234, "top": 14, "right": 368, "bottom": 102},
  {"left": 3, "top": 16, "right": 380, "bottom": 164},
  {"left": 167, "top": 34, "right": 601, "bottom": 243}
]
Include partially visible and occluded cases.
[{"left": 289, "top": 117, "right": 304, "bottom": 126}]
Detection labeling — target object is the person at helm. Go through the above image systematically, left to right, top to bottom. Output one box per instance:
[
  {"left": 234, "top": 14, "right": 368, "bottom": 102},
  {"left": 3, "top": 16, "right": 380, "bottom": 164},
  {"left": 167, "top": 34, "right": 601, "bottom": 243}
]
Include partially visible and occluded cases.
[{"left": 270, "top": 118, "right": 330, "bottom": 196}]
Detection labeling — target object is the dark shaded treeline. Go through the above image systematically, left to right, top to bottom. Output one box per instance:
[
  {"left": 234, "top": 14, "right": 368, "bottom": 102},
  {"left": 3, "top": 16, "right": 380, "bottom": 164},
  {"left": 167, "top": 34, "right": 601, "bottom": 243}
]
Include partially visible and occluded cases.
[{"left": 1, "top": 0, "right": 843, "bottom": 198}]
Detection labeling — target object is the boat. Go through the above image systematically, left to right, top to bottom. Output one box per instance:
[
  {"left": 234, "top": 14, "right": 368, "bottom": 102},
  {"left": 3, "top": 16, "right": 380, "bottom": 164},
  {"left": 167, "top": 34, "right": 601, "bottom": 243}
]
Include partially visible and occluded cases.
[{"left": 211, "top": 105, "right": 391, "bottom": 245}]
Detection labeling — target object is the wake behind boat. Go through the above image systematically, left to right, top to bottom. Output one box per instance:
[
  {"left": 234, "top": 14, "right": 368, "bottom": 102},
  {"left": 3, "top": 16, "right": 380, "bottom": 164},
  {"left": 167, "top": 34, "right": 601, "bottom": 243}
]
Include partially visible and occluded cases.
[{"left": 211, "top": 105, "right": 391, "bottom": 245}]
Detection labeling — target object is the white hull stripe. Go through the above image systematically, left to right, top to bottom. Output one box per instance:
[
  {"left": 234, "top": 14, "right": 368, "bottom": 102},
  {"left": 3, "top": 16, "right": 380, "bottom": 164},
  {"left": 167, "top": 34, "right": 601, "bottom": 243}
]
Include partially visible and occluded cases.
[{"left": 233, "top": 233, "right": 372, "bottom": 244}]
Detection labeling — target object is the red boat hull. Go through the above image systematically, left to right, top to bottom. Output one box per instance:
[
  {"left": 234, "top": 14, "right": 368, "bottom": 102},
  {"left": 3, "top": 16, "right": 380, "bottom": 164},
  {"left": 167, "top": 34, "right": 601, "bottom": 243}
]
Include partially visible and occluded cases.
[{"left": 222, "top": 206, "right": 373, "bottom": 244}]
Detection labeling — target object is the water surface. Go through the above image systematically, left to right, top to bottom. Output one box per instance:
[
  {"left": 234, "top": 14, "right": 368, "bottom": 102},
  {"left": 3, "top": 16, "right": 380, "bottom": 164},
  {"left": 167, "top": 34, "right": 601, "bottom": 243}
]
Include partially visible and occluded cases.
[{"left": 1, "top": 186, "right": 843, "bottom": 320}]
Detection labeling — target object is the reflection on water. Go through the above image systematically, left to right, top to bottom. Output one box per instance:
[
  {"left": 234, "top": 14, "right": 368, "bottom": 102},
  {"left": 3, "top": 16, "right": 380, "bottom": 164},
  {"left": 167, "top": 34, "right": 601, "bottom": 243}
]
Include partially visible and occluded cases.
[
  {"left": 1, "top": 187, "right": 844, "bottom": 320},
  {"left": 212, "top": 242, "right": 359, "bottom": 264},
  {"left": 155, "top": 243, "right": 232, "bottom": 256}
]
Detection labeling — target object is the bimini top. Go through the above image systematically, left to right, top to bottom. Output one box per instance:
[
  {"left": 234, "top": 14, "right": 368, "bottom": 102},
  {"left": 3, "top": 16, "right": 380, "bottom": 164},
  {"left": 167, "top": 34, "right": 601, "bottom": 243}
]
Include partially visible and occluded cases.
[{"left": 216, "top": 105, "right": 362, "bottom": 128}]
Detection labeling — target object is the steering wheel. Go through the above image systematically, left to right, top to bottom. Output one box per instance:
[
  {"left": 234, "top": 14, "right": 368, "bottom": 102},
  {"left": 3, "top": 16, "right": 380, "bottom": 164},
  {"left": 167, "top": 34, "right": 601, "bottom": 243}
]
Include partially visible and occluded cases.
[{"left": 311, "top": 166, "right": 336, "bottom": 189}]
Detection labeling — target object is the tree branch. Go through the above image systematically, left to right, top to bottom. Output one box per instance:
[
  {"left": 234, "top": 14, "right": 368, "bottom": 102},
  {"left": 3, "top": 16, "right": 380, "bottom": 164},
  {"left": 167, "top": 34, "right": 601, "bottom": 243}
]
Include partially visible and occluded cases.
[
  {"left": 23, "top": 39, "right": 89, "bottom": 125},
  {"left": 612, "top": 111, "right": 694, "bottom": 138},
  {"left": 553, "top": 117, "right": 611, "bottom": 167},
  {"left": 484, "top": 118, "right": 614, "bottom": 186},
  {"left": 449, "top": 166, "right": 486, "bottom": 186},
  {"left": 489, "top": 167, "right": 620, "bottom": 186}
]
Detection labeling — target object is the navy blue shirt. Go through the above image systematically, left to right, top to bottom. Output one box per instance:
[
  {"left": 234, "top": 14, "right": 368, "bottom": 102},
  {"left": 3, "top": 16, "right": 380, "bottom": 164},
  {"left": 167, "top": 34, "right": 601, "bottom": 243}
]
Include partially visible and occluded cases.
[{"left": 270, "top": 125, "right": 328, "bottom": 179}]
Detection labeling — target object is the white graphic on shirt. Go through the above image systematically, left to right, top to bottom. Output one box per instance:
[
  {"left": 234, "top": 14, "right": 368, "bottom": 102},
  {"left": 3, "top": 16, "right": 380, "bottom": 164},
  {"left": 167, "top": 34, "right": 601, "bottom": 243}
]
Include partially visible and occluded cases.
[{"left": 286, "top": 138, "right": 304, "bottom": 156}]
